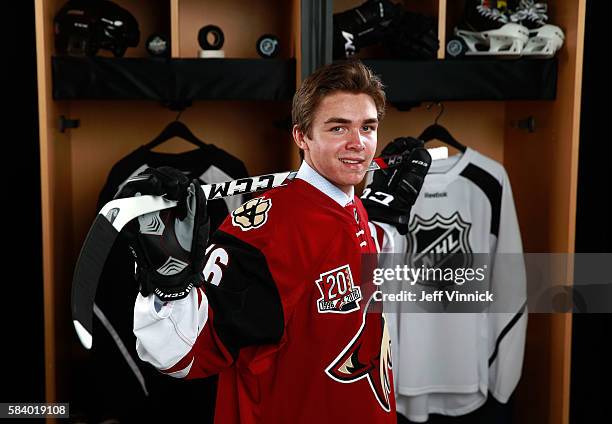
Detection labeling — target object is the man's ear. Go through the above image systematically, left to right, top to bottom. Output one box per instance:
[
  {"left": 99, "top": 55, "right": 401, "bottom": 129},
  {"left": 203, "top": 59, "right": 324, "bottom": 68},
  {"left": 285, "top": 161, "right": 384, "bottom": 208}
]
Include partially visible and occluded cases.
[{"left": 292, "top": 125, "right": 309, "bottom": 151}]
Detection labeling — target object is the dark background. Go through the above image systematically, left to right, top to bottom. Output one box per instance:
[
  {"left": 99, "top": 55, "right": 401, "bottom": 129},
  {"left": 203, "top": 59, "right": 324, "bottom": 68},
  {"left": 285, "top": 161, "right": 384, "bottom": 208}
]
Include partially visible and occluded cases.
[
  {"left": 13, "top": 0, "right": 45, "bottom": 404},
  {"left": 16, "top": 0, "right": 608, "bottom": 421},
  {"left": 570, "top": 0, "right": 609, "bottom": 422}
]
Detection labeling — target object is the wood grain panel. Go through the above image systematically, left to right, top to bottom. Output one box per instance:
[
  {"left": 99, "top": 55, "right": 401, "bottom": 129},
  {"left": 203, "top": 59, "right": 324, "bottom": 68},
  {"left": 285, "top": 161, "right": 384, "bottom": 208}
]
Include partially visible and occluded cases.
[
  {"left": 35, "top": 0, "right": 73, "bottom": 410},
  {"left": 178, "top": 0, "right": 294, "bottom": 59},
  {"left": 504, "top": 1, "right": 585, "bottom": 423}
]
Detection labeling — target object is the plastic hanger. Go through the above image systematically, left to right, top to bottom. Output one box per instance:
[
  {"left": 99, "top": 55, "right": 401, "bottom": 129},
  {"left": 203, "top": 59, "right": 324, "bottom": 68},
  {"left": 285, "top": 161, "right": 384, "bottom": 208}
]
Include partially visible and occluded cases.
[
  {"left": 418, "top": 103, "right": 467, "bottom": 153},
  {"left": 144, "top": 111, "right": 207, "bottom": 150}
]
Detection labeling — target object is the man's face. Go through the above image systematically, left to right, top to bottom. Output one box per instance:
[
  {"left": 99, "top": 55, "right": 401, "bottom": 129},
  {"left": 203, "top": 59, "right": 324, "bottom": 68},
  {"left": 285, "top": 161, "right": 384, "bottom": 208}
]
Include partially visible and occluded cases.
[{"left": 295, "top": 91, "right": 379, "bottom": 195}]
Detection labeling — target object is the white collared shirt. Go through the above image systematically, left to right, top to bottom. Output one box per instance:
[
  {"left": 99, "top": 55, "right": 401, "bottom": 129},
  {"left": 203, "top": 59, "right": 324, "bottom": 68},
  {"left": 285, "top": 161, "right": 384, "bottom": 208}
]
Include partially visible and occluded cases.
[{"left": 295, "top": 160, "right": 354, "bottom": 207}]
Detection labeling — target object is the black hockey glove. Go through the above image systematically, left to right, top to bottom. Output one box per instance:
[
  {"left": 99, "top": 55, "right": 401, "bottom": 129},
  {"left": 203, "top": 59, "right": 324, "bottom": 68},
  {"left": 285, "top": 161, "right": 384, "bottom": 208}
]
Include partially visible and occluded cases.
[
  {"left": 333, "top": 0, "right": 401, "bottom": 59},
  {"left": 385, "top": 11, "right": 439, "bottom": 59},
  {"left": 361, "top": 137, "right": 432, "bottom": 235},
  {"left": 115, "top": 167, "right": 210, "bottom": 301}
]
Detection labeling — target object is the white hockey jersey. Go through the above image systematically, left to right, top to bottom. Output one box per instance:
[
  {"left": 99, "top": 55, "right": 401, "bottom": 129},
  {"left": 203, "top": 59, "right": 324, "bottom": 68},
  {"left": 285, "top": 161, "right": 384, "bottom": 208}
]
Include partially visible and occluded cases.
[{"left": 379, "top": 148, "right": 527, "bottom": 422}]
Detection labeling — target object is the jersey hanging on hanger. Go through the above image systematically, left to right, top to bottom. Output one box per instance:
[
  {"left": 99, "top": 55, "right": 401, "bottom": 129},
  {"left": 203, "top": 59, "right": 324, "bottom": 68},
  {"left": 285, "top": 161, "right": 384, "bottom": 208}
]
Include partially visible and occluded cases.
[
  {"left": 88, "top": 145, "right": 249, "bottom": 423},
  {"left": 380, "top": 147, "right": 527, "bottom": 423}
]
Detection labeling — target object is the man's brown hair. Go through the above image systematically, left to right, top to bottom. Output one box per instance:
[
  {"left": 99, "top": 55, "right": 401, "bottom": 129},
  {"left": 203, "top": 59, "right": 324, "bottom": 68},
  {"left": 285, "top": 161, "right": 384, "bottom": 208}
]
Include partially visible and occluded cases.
[{"left": 292, "top": 60, "right": 386, "bottom": 159}]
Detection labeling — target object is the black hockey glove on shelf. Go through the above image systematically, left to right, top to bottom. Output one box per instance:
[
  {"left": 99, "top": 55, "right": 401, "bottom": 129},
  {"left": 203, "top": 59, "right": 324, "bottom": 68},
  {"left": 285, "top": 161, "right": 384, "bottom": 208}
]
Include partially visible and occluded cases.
[
  {"left": 332, "top": 0, "right": 401, "bottom": 59},
  {"left": 385, "top": 11, "right": 439, "bottom": 59},
  {"left": 361, "top": 137, "right": 432, "bottom": 235},
  {"left": 115, "top": 166, "right": 210, "bottom": 301}
]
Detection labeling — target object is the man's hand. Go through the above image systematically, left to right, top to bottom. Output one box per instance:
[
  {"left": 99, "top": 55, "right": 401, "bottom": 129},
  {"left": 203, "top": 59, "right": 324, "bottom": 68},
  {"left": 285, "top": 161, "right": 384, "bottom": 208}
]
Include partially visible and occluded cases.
[
  {"left": 362, "top": 137, "right": 432, "bottom": 234},
  {"left": 116, "top": 166, "right": 210, "bottom": 301}
]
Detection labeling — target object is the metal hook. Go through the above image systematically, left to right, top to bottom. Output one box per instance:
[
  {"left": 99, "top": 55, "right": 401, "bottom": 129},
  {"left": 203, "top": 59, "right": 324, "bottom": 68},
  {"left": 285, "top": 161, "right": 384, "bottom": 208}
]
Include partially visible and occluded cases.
[
  {"left": 426, "top": 102, "right": 444, "bottom": 125},
  {"left": 59, "top": 115, "right": 80, "bottom": 133}
]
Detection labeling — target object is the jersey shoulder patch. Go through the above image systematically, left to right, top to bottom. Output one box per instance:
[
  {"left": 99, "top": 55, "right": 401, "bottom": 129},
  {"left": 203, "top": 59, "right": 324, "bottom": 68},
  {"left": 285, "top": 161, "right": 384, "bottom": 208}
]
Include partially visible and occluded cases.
[{"left": 231, "top": 197, "right": 272, "bottom": 231}]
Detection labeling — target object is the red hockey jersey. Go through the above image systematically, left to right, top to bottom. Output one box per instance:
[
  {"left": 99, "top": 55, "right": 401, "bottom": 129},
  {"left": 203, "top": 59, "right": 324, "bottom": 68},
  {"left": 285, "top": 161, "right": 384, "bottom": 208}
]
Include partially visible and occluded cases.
[{"left": 133, "top": 162, "right": 396, "bottom": 423}]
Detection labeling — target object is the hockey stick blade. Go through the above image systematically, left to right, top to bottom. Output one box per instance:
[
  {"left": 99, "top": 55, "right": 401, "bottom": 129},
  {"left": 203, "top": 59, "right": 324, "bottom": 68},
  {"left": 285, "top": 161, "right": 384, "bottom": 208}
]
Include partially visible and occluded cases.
[
  {"left": 71, "top": 154, "right": 405, "bottom": 349},
  {"left": 72, "top": 195, "right": 177, "bottom": 349},
  {"left": 72, "top": 215, "right": 117, "bottom": 349}
]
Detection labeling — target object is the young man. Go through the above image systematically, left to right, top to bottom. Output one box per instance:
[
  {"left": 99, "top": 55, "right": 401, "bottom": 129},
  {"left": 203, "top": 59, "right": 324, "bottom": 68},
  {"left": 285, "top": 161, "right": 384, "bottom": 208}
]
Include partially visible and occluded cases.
[{"left": 121, "top": 61, "right": 431, "bottom": 423}]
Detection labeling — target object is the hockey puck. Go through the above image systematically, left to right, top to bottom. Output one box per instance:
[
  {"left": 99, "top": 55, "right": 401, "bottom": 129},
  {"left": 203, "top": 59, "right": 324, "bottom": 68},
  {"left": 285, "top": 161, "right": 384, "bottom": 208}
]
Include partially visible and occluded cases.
[
  {"left": 198, "top": 25, "right": 224, "bottom": 50},
  {"left": 146, "top": 33, "right": 169, "bottom": 57},
  {"left": 256, "top": 34, "right": 280, "bottom": 58},
  {"left": 446, "top": 37, "right": 467, "bottom": 58}
]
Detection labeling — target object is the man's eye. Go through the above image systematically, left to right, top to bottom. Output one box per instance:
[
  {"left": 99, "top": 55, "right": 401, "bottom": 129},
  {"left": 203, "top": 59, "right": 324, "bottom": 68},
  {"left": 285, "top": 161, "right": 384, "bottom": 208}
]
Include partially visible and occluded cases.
[
  {"left": 362, "top": 125, "right": 375, "bottom": 131},
  {"left": 331, "top": 127, "right": 344, "bottom": 132}
]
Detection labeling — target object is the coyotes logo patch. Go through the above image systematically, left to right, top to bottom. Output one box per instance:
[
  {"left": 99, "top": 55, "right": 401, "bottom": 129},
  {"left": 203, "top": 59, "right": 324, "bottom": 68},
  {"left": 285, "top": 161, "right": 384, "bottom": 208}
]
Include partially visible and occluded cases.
[
  {"left": 231, "top": 197, "right": 272, "bottom": 231},
  {"left": 315, "top": 265, "right": 362, "bottom": 314},
  {"left": 325, "top": 299, "right": 393, "bottom": 412}
]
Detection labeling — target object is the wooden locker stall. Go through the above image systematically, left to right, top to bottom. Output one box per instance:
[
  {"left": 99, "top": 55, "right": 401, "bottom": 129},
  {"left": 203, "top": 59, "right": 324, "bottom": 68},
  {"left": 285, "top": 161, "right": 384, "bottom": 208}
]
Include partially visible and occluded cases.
[
  {"left": 34, "top": 0, "right": 300, "bottom": 417},
  {"left": 35, "top": 0, "right": 585, "bottom": 423},
  {"left": 331, "top": 1, "right": 584, "bottom": 424}
]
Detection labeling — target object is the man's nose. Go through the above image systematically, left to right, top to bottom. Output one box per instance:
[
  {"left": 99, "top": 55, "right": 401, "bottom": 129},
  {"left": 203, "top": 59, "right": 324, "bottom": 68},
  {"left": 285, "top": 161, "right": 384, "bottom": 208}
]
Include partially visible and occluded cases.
[{"left": 346, "top": 130, "right": 366, "bottom": 151}]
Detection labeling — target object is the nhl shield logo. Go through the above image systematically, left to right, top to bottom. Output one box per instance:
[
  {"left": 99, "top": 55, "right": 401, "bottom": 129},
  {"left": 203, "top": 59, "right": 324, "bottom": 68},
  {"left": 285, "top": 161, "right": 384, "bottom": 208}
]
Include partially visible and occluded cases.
[
  {"left": 231, "top": 197, "right": 272, "bottom": 231},
  {"left": 407, "top": 212, "right": 472, "bottom": 283},
  {"left": 315, "top": 264, "right": 362, "bottom": 314}
]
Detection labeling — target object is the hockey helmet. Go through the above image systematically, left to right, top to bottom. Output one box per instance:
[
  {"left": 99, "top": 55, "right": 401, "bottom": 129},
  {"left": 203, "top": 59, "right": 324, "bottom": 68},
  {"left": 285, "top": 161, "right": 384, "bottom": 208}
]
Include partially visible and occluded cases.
[{"left": 54, "top": 0, "right": 140, "bottom": 57}]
